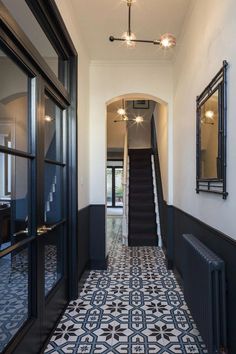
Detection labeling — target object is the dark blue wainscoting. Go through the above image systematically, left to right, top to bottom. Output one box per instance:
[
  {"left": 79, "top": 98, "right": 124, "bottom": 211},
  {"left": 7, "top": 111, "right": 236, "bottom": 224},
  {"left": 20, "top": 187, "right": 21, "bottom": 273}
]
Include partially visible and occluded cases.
[
  {"left": 78, "top": 204, "right": 107, "bottom": 280},
  {"left": 89, "top": 205, "right": 107, "bottom": 270},
  {"left": 78, "top": 206, "right": 90, "bottom": 280},
  {"left": 172, "top": 206, "right": 236, "bottom": 354}
]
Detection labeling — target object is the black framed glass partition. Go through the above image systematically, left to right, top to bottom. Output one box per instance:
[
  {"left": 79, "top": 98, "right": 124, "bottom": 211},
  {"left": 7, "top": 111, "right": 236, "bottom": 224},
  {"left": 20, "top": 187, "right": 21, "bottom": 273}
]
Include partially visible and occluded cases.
[{"left": 0, "top": 0, "right": 78, "bottom": 353}]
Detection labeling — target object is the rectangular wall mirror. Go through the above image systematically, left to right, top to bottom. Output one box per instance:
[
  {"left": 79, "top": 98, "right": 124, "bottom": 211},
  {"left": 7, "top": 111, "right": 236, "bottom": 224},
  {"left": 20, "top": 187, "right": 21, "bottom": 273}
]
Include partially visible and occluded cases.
[{"left": 196, "top": 61, "right": 228, "bottom": 199}]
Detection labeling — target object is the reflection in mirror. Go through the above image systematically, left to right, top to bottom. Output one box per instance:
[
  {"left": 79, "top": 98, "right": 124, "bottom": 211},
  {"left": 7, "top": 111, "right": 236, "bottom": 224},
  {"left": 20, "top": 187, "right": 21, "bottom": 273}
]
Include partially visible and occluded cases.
[
  {"left": 0, "top": 48, "right": 29, "bottom": 152},
  {"left": 200, "top": 90, "right": 219, "bottom": 179},
  {"left": 44, "top": 95, "right": 63, "bottom": 162},
  {"left": 0, "top": 154, "right": 29, "bottom": 251},
  {"left": 44, "top": 163, "right": 63, "bottom": 224},
  {"left": 44, "top": 226, "right": 63, "bottom": 296},
  {"left": 0, "top": 245, "right": 29, "bottom": 351}
]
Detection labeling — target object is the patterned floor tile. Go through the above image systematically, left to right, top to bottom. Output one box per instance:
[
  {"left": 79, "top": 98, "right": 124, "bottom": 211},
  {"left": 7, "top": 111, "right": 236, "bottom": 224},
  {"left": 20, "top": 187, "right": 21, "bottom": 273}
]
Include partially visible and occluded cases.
[{"left": 45, "top": 216, "right": 208, "bottom": 354}]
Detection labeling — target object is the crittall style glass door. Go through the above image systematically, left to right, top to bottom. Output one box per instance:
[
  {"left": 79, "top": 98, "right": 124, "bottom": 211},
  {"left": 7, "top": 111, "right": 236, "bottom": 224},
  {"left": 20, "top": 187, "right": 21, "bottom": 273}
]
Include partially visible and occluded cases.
[
  {"left": 0, "top": 1, "right": 78, "bottom": 353},
  {"left": 106, "top": 166, "right": 123, "bottom": 208}
]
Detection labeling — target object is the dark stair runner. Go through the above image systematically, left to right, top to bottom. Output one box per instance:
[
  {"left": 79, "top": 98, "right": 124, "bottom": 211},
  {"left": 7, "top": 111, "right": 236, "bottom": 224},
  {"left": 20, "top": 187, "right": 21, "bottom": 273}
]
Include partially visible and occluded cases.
[{"left": 128, "top": 149, "right": 158, "bottom": 246}]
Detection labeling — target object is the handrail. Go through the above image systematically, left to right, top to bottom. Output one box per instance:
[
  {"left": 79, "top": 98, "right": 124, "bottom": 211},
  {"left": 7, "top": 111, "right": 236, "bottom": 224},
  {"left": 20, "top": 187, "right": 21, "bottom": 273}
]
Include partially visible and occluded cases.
[
  {"left": 122, "top": 124, "right": 129, "bottom": 245},
  {"left": 151, "top": 155, "right": 163, "bottom": 248}
]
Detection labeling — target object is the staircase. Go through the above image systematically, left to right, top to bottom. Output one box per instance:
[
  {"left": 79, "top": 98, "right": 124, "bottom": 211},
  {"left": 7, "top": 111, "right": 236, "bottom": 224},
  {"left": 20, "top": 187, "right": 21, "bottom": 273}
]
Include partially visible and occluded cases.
[{"left": 128, "top": 149, "right": 158, "bottom": 246}]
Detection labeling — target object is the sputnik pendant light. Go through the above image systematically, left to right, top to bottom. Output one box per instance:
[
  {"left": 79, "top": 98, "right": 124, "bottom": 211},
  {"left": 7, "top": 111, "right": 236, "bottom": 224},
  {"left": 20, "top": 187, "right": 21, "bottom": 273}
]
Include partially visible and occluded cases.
[
  {"left": 109, "top": 0, "right": 176, "bottom": 49},
  {"left": 114, "top": 99, "right": 144, "bottom": 124}
]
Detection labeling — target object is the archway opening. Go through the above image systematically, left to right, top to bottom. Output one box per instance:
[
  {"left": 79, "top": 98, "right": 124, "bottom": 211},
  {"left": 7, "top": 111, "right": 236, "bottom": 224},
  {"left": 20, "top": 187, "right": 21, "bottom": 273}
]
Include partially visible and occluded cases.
[{"left": 105, "top": 93, "right": 169, "bottom": 253}]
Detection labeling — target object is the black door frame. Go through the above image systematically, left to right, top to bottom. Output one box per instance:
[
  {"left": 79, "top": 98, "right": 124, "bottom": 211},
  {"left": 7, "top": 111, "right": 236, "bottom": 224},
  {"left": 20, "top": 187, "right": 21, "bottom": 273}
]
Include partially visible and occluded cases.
[{"left": 0, "top": 1, "right": 78, "bottom": 353}]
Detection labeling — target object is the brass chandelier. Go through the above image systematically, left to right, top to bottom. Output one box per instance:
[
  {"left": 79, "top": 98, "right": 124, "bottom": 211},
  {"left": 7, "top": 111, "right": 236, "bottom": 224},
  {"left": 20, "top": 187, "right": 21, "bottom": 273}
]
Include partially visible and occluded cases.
[{"left": 109, "top": 0, "right": 176, "bottom": 49}]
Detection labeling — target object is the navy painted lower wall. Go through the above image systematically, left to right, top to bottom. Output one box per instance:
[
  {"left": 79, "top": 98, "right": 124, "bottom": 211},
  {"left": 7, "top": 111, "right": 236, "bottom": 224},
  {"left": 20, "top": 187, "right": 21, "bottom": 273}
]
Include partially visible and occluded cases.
[
  {"left": 78, "top": 204, "right": 107, "bottom": 279},
  {"left": 89, "top": 205, "right": 107, "bottom": 269},
  {"left": 78, "top": 206, "right": 90, "bottom": 279},
  {"left": 172, "top": 206, "right": 236, "bottom": 354}
]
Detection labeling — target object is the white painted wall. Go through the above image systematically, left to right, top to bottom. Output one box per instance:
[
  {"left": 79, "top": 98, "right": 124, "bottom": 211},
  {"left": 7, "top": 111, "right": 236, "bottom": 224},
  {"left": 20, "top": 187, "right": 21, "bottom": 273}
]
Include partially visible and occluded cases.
[
  {"left": 56, "top": 0, "right": 90, "bottom": 209},
  {"left": 173, "top": 0, "right": 236, "bottom": 239},
  {"left": 89, "top": 61, "right": 173, "bottom": 205},
  {"left": 128, "top": 100, "right": 155, "bottom": 149},
  {"left": 154, "top": 103, "right": 168, "bottom": 202},
  {"left": 107, "top": 111, "right": 126, "bottom": 149}
]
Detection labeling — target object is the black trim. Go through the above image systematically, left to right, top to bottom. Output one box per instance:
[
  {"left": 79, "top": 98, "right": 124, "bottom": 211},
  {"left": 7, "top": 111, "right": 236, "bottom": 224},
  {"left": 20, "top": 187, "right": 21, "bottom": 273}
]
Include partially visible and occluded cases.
[
  {"left": 0, "top": 145, "right": 35, "bottom": 159},
  {"left": 172, "top": 206, "right": 236, "bottom": 354}
]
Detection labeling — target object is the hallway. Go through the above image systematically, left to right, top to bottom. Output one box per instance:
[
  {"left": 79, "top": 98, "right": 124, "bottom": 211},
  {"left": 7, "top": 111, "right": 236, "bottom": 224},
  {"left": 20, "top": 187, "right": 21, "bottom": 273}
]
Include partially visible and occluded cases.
[{"left": 45, "top": 217, "right": 207, "bottom": 354}]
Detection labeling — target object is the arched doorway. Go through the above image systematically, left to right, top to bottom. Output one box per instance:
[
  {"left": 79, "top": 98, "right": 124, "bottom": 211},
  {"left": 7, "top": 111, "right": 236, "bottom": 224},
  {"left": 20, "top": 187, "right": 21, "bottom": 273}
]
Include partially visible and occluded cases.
[{"left": 105, "top": 93, "right": 169, "bottom": 252}]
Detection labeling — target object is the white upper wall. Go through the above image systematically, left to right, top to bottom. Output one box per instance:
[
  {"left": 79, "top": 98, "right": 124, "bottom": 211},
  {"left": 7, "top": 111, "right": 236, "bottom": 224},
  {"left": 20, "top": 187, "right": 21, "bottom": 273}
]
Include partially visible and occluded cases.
[
  {"left": 56, "top": 0, "right": 90, "bottom": 210},
  {"left": 173, "top": 0, "right": 236, "bottom": 239},
  {"left": 89, "top": 61, "right": 173, "bottom": 205},
  {"left": 128, "top": 100, "right": 155, "bottom": 149}
]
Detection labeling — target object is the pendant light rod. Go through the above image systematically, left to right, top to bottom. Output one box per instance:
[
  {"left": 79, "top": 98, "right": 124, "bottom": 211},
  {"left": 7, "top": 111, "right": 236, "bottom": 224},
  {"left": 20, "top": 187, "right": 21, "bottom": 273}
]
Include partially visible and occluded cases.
[
  {"left": 128, "top": 3, "right": 131, "bottom": 36},
  {"left": 109, "top": 36, "right": 160, "bottom": 45}
]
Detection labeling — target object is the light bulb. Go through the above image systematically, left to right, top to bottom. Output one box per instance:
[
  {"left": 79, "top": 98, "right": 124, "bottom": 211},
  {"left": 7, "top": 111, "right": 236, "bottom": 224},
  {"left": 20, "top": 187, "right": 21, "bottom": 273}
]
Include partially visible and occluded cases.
[
  {"left": 122, "top": 32, "right": 136, "bottom": 47},
  {"left": 160, "top": 33, "right": 176, "bottom": 49},
  {"left": 117, "top": 108, "right": 126, "bottom": 116},
  {"left": 205, "top": 110, "right": 214, "bottom": 119},
  {"left": 45, "top": 115, "right": 53, "bottom": 122},
  {"left": 123, "top": 115, "right": 129, "bottom": 121},
  {"left": 134, "top": 116, "right": 144, "bottom": 123}
]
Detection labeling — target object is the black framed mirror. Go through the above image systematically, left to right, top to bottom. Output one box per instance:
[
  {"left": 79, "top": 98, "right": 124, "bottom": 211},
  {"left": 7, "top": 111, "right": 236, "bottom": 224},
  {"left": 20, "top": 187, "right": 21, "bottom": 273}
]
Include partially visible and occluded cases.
[{"left": 196, "top": 60, "right": 228, "bottom": 199}]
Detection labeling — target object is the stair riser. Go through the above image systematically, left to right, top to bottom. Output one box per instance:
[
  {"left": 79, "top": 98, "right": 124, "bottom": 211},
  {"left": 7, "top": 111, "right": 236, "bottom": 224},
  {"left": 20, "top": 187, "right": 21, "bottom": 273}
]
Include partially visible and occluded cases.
[
  {"left": 128, "top": 149, "right": 157, "bottom": 246},
  {"left": 129, "top": 185, "right": 153, "bottom": 194},
  {"left": 130, "top": 206, "right": 155, "bottom": 213},
  {"left": 130, "top": 216, "right": 156, "bottom": 223},
  {"left": 129, "top": 226, "right": 157, "bottom": 234}
]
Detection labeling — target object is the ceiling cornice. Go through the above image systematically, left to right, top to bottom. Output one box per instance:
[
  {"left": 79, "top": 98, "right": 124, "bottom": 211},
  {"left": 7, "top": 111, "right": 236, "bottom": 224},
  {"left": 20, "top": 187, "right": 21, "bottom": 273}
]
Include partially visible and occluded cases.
[{"left": 90, "top": 59, "right": 173, "bottom": 67}]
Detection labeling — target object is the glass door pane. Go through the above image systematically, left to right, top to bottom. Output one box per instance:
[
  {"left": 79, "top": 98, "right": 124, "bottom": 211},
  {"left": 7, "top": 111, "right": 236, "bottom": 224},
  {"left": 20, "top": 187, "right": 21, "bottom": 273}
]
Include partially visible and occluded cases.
[
  {"left": 0, "top": 48, "right": 30, "bottom": 152},
  {"left": 43, "top": 93, "right": 65, "bottom": 297},
  {"left": 44, "top": 95, "right": 63, "bottom": 163},
  {"left": 0, "top": 154, "right": 30, "bottom": 251},
  {"left": 106, "top": 168, "right": 112, "bottom": 207},
  {"left": 115, "top": 168, "right": 123, "bottom": 207},
  {"left": 0, "top": 244, "right": 30, "bottom": 352}
]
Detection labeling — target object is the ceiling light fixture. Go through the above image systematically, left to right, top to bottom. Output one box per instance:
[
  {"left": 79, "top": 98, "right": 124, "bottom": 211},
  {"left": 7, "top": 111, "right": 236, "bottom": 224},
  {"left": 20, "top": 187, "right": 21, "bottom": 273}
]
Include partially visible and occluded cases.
[
  {"left": 109, "top": 0, "right": 176, "bottom": 49},
  {"left": 115, "top": 99, "right": 144, "bottom": 123},
  {"left": 117, "top": 107, "right": 126, "bottom": 116},
  {"left": 134, "top": 116, "right": 144, "bottom": 123}
]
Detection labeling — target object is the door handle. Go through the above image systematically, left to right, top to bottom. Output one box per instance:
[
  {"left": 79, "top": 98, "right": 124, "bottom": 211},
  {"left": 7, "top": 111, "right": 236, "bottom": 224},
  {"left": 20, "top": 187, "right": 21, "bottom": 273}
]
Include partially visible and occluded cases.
[
  {"left": 37, "top": 220, "right": 66, "bottom": 235},
  {"left": 37, "top": 225, "right": 53, "bottom": 235},
  {"left": 13, "top": 229, "right": 28, "bottom": 237}
]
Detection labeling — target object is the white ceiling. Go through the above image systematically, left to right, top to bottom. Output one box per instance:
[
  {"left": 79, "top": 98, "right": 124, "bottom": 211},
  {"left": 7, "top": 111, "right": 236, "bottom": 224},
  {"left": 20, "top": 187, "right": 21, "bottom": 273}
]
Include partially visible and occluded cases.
[{"left": 71, "top": 0, "right": 191, "bottom": 60}]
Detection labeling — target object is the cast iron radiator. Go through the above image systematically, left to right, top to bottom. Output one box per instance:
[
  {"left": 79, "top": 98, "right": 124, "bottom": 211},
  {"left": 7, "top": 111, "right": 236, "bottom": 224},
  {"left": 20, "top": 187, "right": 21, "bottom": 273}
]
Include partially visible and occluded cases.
[{"left": 182, "top": 234, "right": 227, "bottom": 354}]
